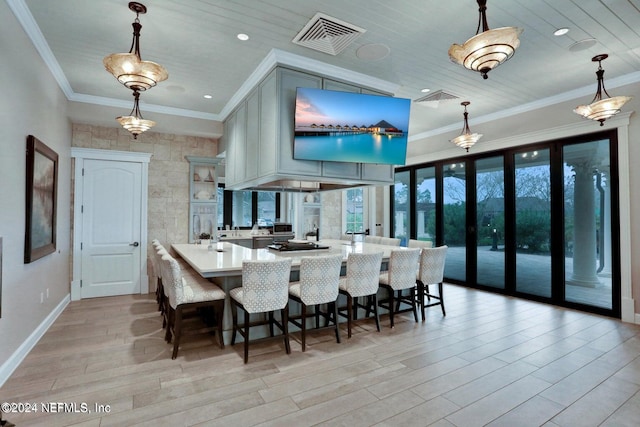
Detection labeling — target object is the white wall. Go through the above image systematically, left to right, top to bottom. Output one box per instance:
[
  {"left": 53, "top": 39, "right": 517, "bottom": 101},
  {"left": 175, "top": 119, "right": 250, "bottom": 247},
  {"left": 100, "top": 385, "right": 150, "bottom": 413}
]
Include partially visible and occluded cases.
[{"left": 0, "top": 1, "right": 72, "bottom": 385}]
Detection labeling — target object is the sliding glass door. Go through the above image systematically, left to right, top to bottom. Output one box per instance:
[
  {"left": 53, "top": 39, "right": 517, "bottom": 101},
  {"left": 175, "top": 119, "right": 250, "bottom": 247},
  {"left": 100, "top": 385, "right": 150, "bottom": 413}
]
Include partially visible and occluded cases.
[
  {"left": 393, "top": 130, "right": 619, "bottom": 317},
  {"left": 563, "top": 139, "right": 613, "bottom": 310},
  {"left": 514, "top": 149, "right": 552, "bottom": 297},
  {"left": 475, "top": 156, "right": 505, "bottom": 289},
  {"left": 443, "top": 162, "right": 466, "bottom": 282},
  {"left": 415, "top": 166, "right": 436, "bottom": 245},
  {"left": 392, "top": 170, "right": 410, "bottom": 246}
]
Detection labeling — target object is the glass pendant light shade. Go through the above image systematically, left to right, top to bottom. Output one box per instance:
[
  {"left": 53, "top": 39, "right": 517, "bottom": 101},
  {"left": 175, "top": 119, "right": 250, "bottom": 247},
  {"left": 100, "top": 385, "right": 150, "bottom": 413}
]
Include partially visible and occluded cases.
[
  {"left": 448, "top": 0, "right": 522, "bottom": 79},
  {"left": 103, "top": 2, "right": 168, "bottom": 92},
  {"left": 448, "top": 27, "right": 523, "bottom": 79},
  {"left": 104, "top": 52, "right": 168, "bottom": 92},
  {"left": 574, "top": 54, "right": 632, "bottom": 126},
  {"left": 117, "top": 90, "right": 155, "bottom": 139},
  {"left": 573, "top": 96, "right": 632, "bottom": 125},
  {"left": 451, "top": 102, "right": 482, "bottom": 152},
  {"left": 117, "top": 115, "right": 155, "bottom": 138},
  {"left": 451, "top": 132, "right": 483, "bottom": 151}
]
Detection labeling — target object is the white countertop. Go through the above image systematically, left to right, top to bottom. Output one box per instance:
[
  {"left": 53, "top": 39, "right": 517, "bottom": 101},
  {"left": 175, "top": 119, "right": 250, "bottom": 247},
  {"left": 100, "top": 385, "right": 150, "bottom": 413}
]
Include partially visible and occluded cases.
[{"left": 171, "top": 239, "right": 402, "bottom": 278}]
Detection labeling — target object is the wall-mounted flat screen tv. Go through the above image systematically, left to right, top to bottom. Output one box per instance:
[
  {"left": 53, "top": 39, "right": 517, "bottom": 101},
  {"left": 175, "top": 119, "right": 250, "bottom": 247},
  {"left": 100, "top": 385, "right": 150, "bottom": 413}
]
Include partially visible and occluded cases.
[{"left": 293, "top": 87, "right": 411, "bottom": 165}]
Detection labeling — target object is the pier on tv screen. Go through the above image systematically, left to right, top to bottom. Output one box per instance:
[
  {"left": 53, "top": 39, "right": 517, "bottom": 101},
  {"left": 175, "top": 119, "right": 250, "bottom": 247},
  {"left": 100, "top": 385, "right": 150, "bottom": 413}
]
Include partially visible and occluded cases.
[{"left": 293, "top": 87, "right": 411, "bottom": 165}]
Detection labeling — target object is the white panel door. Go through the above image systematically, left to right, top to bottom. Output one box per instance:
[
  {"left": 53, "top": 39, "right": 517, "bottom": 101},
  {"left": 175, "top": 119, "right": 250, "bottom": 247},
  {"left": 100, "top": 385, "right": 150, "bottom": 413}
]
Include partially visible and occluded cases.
[{"left": 80, "top": 159, "right": 142, "bottom": 298}]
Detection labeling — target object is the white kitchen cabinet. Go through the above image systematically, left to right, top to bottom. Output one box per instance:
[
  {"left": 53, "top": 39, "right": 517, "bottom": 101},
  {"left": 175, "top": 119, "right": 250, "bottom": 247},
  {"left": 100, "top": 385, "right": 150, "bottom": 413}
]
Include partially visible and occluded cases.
[{"left": 223, "top": 66, "right": 396, "bottom": 191}]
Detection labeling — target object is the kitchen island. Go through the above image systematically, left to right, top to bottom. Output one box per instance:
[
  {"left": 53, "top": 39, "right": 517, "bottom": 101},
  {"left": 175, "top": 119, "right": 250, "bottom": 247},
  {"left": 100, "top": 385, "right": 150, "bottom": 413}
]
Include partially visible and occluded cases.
[
  {"left": 171, "top": 239, "right": 407, "bottom": 344},
  {"left": 171, "top": 239, "right": 402, "bottom": 278}
]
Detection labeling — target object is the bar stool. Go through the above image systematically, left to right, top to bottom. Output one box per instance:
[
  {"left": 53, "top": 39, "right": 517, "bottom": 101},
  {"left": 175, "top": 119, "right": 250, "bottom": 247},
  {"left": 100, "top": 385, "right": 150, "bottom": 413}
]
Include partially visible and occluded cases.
[
  {"left": 416, "top": 246, "right": 448, "bottom": 321},
  {"left": 378, "top": 248, "right": 421, "bottom": 328},
  {"left": 338, "top": 252, "right": 384, "bottom": 338},
  {"left": 160, "top": 253, "right": 226, "bottom": 359},
  {"left": 288, "top": 255, "right": 343, "bottom": 351},
  {"left": 230, "top": 258, "right": 293, "bottom": 363}
]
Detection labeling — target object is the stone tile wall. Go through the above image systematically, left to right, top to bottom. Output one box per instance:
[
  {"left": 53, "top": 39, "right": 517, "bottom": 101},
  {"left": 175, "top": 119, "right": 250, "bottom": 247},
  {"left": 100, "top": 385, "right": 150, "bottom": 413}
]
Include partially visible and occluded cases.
[{"left": 71, "top": 124, "right": 218, "bottom": 246}]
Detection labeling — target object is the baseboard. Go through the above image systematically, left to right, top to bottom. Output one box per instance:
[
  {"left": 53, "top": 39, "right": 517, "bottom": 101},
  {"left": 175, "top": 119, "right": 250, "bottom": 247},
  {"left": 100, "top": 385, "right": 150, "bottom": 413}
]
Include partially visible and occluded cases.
[
  {"left": 0, "top": 294, "right": 70, "bottom": 387},
  {"left": 621, "top": 296, "right": 637, "bottom": 324}
]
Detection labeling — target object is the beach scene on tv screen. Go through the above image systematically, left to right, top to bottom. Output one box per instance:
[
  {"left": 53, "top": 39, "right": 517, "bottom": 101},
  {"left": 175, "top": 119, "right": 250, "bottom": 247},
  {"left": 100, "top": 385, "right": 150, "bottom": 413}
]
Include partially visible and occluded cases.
[{"left": 294, "top": 88, "right": 410, "bottom": 165}]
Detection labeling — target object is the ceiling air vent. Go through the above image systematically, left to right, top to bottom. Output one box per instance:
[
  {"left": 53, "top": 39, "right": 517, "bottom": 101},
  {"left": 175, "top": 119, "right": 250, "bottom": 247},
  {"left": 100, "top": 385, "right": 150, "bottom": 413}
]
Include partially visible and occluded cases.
[
  {"left": 293, "top": 13, "right": 366, "bottom": 56},
  {"left": 414, "top": 90, "right": 460, "bottom": 105}
]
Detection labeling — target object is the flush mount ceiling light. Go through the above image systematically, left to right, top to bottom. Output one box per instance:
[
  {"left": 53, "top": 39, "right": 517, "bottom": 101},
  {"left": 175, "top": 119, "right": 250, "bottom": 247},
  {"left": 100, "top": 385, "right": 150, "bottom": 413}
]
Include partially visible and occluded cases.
[
  {"left": 448, "top": 0, "right": 523, "bottom": 79},
  {"left": 103, "top": 2, "right": 168, "bottom": 92},
  {"left": 574, "top": 54, "right": 632, "bottom": 126},
  {"left": 116, "top": 90, "right": 155, "bottom": 139},
  {"left": 451, "top": 101, "right": 482, "bottom": 152}
]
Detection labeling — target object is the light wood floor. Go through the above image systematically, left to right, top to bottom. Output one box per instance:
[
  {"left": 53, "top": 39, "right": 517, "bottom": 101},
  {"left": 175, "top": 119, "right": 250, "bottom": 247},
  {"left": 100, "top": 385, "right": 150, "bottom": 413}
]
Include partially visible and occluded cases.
[{"left": 3, "top": 284, "right": 640, "bottom": 426}]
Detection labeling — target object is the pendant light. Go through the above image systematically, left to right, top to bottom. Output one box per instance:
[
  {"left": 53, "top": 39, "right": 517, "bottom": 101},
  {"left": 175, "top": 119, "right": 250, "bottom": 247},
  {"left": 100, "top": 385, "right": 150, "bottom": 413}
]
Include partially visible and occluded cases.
[
  {"left": 448, "top": 0, "right": 523, "bottom": 79},
  {"left": 103, "top": 2, "right": 168, "bottom": 92},
  {"left": 574, "top": 54, "right": 632, "bottom": 126},
  {"left": 116, "top": 90, "right": 155, "bottom": 139},
  {"left": 451, "top": 102, "right": 482, "bottom": 152}
]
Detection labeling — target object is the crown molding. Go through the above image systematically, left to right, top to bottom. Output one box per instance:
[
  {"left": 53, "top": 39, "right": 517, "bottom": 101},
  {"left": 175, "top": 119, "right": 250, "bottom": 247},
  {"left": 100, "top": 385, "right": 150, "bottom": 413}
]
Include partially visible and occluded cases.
[
  {"left": 7, "top": 0, "right": 74, "bottom": 99},
  {"left": 409, "top": 71, "right": 640, "bottom": 142},
  {"left": 69, "top": 93, "right": 220, "bottom": 121},
  {"left": 407, "top": 111, "right": 634, "bottom": 165}
]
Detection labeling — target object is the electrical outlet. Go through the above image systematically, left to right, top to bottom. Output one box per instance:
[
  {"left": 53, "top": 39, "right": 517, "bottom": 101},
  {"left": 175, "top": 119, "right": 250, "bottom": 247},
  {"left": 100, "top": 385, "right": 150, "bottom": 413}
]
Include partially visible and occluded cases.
[{"left": 40, "top": 292, "right": 44, "bottom": 303}]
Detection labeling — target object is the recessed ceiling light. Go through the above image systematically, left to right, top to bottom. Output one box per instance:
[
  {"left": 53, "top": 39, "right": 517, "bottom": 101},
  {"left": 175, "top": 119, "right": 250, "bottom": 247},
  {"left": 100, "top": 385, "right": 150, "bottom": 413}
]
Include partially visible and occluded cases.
[
  {"left": 554, "top": 28, "right": 569, "bottom": 36},
  {"left": 237, "top": 33, "right": 249, "bottom": 41},
  {"left": 421, "top": 88, "right": 431, "bottom": 93},
  {"left": 203, "top": 94, "right": 212, "bottom": 99}
]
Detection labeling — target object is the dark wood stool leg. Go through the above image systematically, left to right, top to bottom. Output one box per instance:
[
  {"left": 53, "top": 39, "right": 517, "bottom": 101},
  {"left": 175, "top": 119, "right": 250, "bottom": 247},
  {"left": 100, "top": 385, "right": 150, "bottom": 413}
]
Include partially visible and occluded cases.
[
  {"left": 417, "top": 280, "right": 426, "bottom": 321},
  {"left": 388, "top": 288, "right": 396, "bottom": 328},
  {"left": 411, "top": 288, "right": 418, "bottom": 322},
  {"left": 372, "top": 294, "right": 380, "bottom": 332},
  {"left": 347, "top": 296, "right": 353, "bottom": 338},
  {"left": 215, "top": 300, "right": 225, "bottom": 349},
  {"left": 231, "top": 301, "right": 238, "bottom": 345},
  {"left": 332, "top": 301, "right": 341, "bottom": 344},
  {"left": 301, "top": 303, "right": 307, "bottom": 352},
  {"left": 282, "top": 306, "right": 291, "bottom": 354},
  {"left": 171, "top": 307, "right": 183, "bottom": 359},
  {"left": 243, "top": 310, "right": 250, "bottom": 364},
  {"left": 268, "top": 311, "right": 275, "bottom": 337}
]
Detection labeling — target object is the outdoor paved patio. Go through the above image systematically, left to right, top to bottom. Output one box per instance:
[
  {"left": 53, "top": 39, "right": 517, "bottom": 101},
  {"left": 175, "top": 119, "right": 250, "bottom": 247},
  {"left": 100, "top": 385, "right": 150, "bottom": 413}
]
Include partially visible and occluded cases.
[{"left": 444, "top": 246, "right": 612, "bottom": 310}]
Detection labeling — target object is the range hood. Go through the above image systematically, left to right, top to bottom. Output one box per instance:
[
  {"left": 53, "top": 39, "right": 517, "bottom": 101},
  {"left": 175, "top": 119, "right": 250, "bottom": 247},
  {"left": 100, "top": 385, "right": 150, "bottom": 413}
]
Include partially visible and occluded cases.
[
  {"left": 221, "top": 56, "right": 401, "bottom": 192},
  {"left": 239, "top": 178, "right": 368, "bottom": 193}
]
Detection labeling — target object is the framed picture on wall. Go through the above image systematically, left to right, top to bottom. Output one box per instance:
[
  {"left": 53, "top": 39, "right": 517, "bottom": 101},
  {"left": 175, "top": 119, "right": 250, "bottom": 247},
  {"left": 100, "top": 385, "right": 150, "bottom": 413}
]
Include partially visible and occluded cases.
[
  {"left": 24, "top": 135, "right": 58, "bottom": 264},
  {"left": 1, "top": 236, "right": 3, "bottom": 318}
]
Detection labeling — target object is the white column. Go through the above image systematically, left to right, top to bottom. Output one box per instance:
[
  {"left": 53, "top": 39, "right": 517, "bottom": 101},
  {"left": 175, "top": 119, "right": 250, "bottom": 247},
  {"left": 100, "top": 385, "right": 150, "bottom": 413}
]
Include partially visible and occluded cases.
[
  {"left": 569, "top": 162, "right": 600, "bottom": 287},
  {"left": 600, "top": 172, "right": 612, "bottom": 277},
  {"left": 417, "top": 210, "right": 425, "bottom": 238}
]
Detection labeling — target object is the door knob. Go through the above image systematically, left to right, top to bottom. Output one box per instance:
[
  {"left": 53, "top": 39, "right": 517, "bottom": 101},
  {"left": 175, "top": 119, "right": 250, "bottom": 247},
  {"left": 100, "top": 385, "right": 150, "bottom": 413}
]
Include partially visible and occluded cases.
[{"left": 130, "top": 242, "right": 139, "bottom": 247}]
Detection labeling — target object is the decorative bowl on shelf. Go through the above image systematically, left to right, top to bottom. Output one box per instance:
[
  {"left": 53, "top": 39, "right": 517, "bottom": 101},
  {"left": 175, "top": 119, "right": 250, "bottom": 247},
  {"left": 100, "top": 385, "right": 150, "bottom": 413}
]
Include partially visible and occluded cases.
[{"left": 195, "top": 190, "right": 212, "bottom": 200}]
